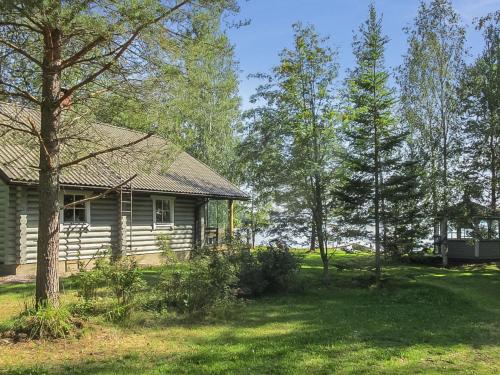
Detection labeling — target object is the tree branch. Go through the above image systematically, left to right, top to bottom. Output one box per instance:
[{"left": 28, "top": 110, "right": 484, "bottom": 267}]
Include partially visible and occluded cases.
[
  {"left": 59, "top": 0, "right": 190, "bottom": 103},
  {"left": 0, "top": 21, "right": 42, "bottom": 33},
  {"left": 60, "top": 35, "right": 106, "bottom": 69},
  {"left": 0, "top": 38, "right": 42, "bottom": 66},
  {"left": 0, "top": 83, "right": 41, "bottom": 104},
  {"left": 59, "top": 132, "right": 154, "bottom": 169},
  {"left": 63, "top": 174, "right": 137, "bottom": 209}
]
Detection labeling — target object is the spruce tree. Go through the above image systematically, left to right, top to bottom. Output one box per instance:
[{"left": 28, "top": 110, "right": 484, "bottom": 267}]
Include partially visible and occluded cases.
[{"left": 338, "top": 4, "right": 402, "bottom": 284}]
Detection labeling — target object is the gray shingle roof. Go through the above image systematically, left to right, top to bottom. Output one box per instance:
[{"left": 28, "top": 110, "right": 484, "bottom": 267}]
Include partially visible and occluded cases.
[{"left": 0, "top": 102, "right": 248, "bottom": 199}]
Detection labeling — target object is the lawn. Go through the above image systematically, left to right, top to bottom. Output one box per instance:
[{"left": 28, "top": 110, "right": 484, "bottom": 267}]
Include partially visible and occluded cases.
[{"left": 0, "top": 251, "right": 499, "bottom": 375}]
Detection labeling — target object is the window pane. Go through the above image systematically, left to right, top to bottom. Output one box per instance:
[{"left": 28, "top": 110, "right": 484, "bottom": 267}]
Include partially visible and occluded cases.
[
  {"left": 64, "top": 194, "right": 74, "bottom": 205},
  {"left": 74, "top": 195, "right": 85, "bottom": 209},
  {"left": 155, "top": 199, "right": 172, "bottom": 224},
  {"left": 63, "top": 208, "right": 74, "bottom": 222},
  {"left": 74, "top": 208, "right": 86, "bottom": 222},
  {"left": 156, "top": 208, "right": 163, "bottom": 223},
  {"left": 462, "top": 228, "right": 473, "bottom": 238}
]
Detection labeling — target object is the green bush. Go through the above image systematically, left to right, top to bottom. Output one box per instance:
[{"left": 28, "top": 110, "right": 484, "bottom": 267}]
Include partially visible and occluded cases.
[
  {"left": 255, "top": 244, "right": 301, "bottom": 292},
  {"left": 156, "top": 247, "right": 238, "bottom": 315},
  {"left": 234, "top": 250, "right": 267, "bottom": 296},
  {"left": 73, "top": 256, "right": 146, "bottom": 321},
  {"left": 104, "top": 257, "right": 146, "bottom": 306},
  {"left": 75, "top": 259, "right": 107, "bottom": 302},
  {"left": 13, "top": 304, "right": 74, "bottom": 339}
]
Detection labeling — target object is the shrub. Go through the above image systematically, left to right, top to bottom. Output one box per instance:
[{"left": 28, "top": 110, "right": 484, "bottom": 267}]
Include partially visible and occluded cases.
[
  {"left": 157, "top": 234, "right": 178, "bottom": 265},
  {"left": 255, "top": 244, "right": 301, "bottom": 292},
  {"left": 156, "top": 247, "right": 238, "bottom": 315},
  {"left": 234, "top": 250, "right": 267, "bottom": 296},
  {"left": 73, "top": 256, "right": 146, "bottom": 321},
  {"left": 104, "top": 257, "right": 146, "bottom": 306},
  {"left": 74, "top": 259, "right": 107, "bottom": 302},
  {"left": 13, "top": 304, "right": 74, "bottom": 339}
]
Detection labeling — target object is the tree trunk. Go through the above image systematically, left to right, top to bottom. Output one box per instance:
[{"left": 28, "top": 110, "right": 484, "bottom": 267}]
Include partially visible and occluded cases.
[
  {"left": 36, "top": 27, "right": 62, "bottom": 307},
  {"left": 374, "top": 125, "right": 381, "bottom": 286},
  {"left": 491, "top": 134, "right": 497, "bottom": 211},
  {"left": 313, "top": 176, "right": 329, "bottom": 285},
  {"left": 309, "top": 221, "right": 316, "bottom": 252}
]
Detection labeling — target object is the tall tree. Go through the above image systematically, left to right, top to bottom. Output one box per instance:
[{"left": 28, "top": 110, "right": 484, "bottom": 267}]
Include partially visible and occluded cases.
[
  {"left": 0, "top": 0, "right": 235, "bottom": 306},
  {"left": 399, "top": 0, "right": 465, "bottom": 266},
  {"left": 337, "top": 4, "right": 402, "bottom": 284},
  {"left": 93, "top": 8, "right": 241, "bottom": 178},
  {"left": 460, "top": 11, "right": 499, "bottom": 212},
  {"left": 241, "top": 24, "right": 338, "bottom": 283}
]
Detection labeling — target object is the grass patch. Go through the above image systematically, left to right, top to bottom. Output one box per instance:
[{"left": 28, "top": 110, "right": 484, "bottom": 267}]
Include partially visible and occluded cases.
[{"left": 0, "top": 251, "right": 499, "bottom": 374}]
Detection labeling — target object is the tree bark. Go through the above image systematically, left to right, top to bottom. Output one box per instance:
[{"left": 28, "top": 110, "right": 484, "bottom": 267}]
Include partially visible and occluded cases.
[
  {"left": 35, "top": 26, "right": 62, "bottom": 307},
  {"left": 374, "top": 117, "right": 381, "bottom": 286},
  {"left": 490, "top": 134, "right": 497, "bottom": 211},
  {"left": 313, "top": 175, "right": 329, "bottom": 284},
  {"left": 309, "top": 221, "right": 316, "bottom": 252}
]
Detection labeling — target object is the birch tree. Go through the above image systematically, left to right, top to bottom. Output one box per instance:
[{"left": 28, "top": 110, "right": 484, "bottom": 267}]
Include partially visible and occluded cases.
[
  {"left": 399, "top": 0, "right": 465, "bottom": 266},
  {"left": 460, "top": 11, "right": 499, "bottom": 212},
  {"left": 241, "top": 24, "right": 338, "bottom": 283}
]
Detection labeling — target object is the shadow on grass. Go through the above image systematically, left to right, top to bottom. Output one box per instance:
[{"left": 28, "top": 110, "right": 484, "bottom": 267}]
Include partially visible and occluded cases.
[
  {"left": 4, "top": 268, "right": 499, "bottom": 375},
  {"left": 0, "top": 283, "right": 34, "bottom": 296}
]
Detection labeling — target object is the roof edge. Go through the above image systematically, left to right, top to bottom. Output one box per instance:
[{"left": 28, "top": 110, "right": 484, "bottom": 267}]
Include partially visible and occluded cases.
[{"left": 4, "top": 179, "right": 249, "bottom": 200}]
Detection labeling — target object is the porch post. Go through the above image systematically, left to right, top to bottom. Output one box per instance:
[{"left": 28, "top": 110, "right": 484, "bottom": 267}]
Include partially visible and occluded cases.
[
  {"left": 116, "top": 191, "right": 127, "bottom": 258},
  {"left": 228, "top": 199, "right": 234, "bottom": 239},
  {"left": 198, "top": 200, "right": 206, "bottom": 246},
  {"left": 440, "top": 217, "right": 448, "bottom": 267},
  {"left": 473, "top": 218, "right": 480, "bottom": 258}
]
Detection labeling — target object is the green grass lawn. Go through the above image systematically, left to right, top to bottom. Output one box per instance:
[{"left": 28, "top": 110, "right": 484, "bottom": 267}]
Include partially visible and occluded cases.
[{"left": 1, "top": 251, "right": 499, "bottom": 375}]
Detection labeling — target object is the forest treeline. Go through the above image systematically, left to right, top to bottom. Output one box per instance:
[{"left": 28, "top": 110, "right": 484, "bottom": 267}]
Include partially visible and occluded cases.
[{"left": 236, "top": 1, "right": 498, "bottom": 283}]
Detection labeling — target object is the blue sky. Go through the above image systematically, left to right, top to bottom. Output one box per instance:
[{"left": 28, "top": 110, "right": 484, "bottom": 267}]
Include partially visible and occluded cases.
[{"left": 227, "top": 0, "right": 500, "bottom": 109}]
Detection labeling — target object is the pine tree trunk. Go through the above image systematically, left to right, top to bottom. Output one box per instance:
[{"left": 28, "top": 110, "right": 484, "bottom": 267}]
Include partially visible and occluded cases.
[{"left": 36, "top": 27, "right": 62, "bottom": 307}]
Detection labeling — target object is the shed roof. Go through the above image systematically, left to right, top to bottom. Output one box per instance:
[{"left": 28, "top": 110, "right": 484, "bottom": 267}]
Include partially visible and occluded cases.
[{"left": 0, "top": 102, "right": 248, "bottom": 200}]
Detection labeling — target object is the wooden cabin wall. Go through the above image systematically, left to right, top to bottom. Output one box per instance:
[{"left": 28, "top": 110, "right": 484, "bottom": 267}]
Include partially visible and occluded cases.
[{"left": 3, "top": 186, "right": 196, "bottom": 266}]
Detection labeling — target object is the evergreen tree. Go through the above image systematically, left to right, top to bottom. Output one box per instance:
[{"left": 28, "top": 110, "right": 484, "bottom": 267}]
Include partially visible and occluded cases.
[{"left": 337, "top": 4, "right": 403, "bottom": 284}]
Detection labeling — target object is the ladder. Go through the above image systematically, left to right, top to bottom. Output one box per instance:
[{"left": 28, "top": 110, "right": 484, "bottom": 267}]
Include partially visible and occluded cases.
[{"left": 120, "top": 180, "right": 133, "bottom": 255}]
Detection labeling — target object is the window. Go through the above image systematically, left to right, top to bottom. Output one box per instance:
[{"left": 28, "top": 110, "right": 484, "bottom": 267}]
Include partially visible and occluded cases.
[
  {"left": 61, "top": 193, "right": 89, "bottom": 224},
  {"left": 152, "top": 196, "right": 175, "bottom": 228},
  {"left": 461, "top": 228, "right": 474, "bottom": 239}
]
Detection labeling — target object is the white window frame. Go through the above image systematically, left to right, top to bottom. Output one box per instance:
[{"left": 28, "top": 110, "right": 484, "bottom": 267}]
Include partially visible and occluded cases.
[
  {"left": 59, "top": 191, "right": 91, "bottom": 228},
  {"left": 152, "top": 195, "right": 175, "bottom": 229}
]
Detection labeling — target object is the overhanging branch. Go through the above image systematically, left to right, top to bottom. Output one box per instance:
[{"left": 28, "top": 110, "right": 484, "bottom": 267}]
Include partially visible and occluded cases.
[
  {"left": 59, "top": 0, "right": 190, "bottom": 103},
  {"left": 59, "top": 131, "right": 154, "bottom": 169},
  {"left": 63, "top": 174, "right": 137, "bottom": 209}
]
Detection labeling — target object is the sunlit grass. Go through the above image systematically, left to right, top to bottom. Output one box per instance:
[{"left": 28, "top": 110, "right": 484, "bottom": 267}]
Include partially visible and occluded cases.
[{"left": 0, "top": 251, "right": 499, "bottom": 374}]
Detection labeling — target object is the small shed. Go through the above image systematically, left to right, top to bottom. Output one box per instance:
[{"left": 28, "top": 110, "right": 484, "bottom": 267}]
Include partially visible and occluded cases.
[{"left": 435, "top": 200, "right": 500, "bottom": 260}]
